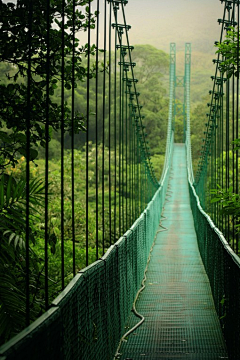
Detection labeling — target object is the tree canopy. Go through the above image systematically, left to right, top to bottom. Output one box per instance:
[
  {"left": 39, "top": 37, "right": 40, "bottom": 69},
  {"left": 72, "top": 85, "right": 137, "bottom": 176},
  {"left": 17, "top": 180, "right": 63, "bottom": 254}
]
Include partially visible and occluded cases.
[
  {"left": 0, "top": 0, "right": 97, "bottom": 170},
  {"left": 131, "top": 45, "right": 169, "bottom": 154}
]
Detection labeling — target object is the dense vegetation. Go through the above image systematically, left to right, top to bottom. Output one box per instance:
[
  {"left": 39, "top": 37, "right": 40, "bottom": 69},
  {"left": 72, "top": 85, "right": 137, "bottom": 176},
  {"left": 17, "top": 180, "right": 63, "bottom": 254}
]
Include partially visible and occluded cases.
[
  {"left": 0, "top": 0, "right": 224, "bottom": 346},
  {"left": 0, "top": 0, "right": 170, "bottom": 344},
  {"left": 0, "top": 0, "right": 100, "bottom": 344},
  {"left": 210, "top": 28, "right": 240, "bottom": 244}
]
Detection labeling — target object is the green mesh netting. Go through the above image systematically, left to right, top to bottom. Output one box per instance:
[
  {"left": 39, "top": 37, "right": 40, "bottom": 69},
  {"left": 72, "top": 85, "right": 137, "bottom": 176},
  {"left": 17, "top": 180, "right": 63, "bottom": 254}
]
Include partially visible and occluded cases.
[
  {"left": 0, "top": 35, "right": 176, "bottom": 360},
  {"left": 0, "top": 144, "right": 173, "bottom": 360},
  {"left": 189, "top": 185, "right": 240, "bottom": 360}
]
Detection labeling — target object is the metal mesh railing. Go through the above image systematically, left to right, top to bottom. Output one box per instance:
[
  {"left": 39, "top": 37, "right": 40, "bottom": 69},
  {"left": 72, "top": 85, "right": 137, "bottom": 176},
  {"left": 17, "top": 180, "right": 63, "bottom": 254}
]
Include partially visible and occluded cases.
[
  {"left": 0, "top": 0, "right": 175, "bottom": 357},
  {"left": 0, "top": 0, "right": 162, "bottom": 345},
  {"left": 194, "top": 0, "right": 240, "bottom": 254},
  {"left": 184, "top": 4, "right": 240, "bottom": 357},
  {"left": 0, "top": 166, "right": 173, "bottom": 359},
  {"left": 188, "top": 183, "right": 240, "bottom": 360}
]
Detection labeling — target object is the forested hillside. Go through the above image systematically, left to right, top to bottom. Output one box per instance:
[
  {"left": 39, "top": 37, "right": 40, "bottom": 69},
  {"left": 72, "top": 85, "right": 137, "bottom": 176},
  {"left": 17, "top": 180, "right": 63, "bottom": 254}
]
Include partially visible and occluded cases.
[
  {"left": 0, "top": 0, "right": 227, "bottom": 348},
  {"left": 0, "top": 35, "right": 215, "bottom": 343},
  {"left": 0, "top": 39, "right": 169, "bottom": 343},
  {"left": 0, "top": 42, "right": 213, "bottom": 176}
]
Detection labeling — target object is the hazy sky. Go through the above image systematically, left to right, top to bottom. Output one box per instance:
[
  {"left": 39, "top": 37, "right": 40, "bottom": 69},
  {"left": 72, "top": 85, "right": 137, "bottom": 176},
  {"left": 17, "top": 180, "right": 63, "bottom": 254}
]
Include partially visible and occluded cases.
[{"left": 122, "top": 0, "right": 224, "bottom": 54}]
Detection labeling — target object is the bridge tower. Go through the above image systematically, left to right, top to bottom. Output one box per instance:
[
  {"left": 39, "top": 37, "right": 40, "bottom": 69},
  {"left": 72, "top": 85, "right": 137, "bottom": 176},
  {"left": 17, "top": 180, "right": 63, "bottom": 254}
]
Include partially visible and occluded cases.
[
  {"left": 171, "top": 42, "right": 191, "bottom": 142},
  {"left": 169, "top": 43, "right": 176, "bottom": 133},
  {"left": 184, "top": 43, "right": 191, "bottom": 141}
]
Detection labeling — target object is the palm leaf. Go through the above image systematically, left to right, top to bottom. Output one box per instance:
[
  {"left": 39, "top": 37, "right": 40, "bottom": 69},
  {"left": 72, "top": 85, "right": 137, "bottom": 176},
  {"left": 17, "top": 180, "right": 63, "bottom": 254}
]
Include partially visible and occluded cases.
[
  {"left": 0, "top": 175, "right": 47, "bottom": 341},
  {"left": 0, "top": 272, "right": 26, "bottom": 341}
]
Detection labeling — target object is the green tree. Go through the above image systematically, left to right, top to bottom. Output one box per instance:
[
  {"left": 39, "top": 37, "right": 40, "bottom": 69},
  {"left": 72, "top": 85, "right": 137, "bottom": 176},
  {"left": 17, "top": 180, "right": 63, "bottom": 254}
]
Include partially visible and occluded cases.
[
  {"left": 0, "top": 0, "right": 98, "bottom": 170},
  {"left": 0, "top": 0, "right": 99, "bottom": 344},
  {"left": 215, "top": 26, "right": 240, "bottom": 79},
  {"left": 131, "top": 45, "right": 169, "bottom": 155},
  {"left": 0, "top": 174, "right": 46, "bottom": 344}
]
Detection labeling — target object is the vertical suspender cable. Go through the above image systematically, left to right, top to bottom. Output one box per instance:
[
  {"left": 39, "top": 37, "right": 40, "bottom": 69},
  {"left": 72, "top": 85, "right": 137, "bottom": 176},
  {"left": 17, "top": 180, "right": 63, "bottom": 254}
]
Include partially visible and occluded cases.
[
  {"left": 26, "top": 0, "right": 33, "bottom": 325},
  {"left": 45, "top": 0, "right": 50, "bottom": 309},
  {"left": 61, "top": 0, "right": 65, "bottom": 290},
  {"left": 71, "top": 0, "right": 76, "bottom": 275},
  {"left": 86, "top": 0, "right": 91, "bottom": 266},
  {"left": 95, "top": 0, "right": 99, "bottom": 259},
  {"left": 102, "top": 0, "right": 107, "bottom": 254},
  {"left": 109, "top": 1, "right": 112, "bottom": 245},
  {"left": 236, "top": 1, "right": 239, "bottom": 254},
  {"left": 232, "top": 3, "right": 236, "bottom": 249},
  {"left": 233, "top": 4, "right": 235, "bottom": 193},
  {"left": 114, "top": 6, "right": 117, "bottom": 242},
  {"left": 226, "top": 6, "right": 230, "bottom": 241},
  {"left": 119, "top": 37, "right": 122, "bottom": 237},
  {"left": 121, "top": 64, "right": 125, "bottom": 232},
  {"left": 125, "top": 76, "right": 128, "bottom": 229},
  {"left": 221, "top": 77, "right": 224, "bottom": 229},
  {"left": 217, "top": 82, "right": 221, "bottom": 227},
  {"left": 219, "top": 83, "right": 221, "bottom": 226},
  {"left": 216, "top": 98, "right": 218, "bottom": 223},
  {"left": 127, "top": 99, "right": 130, "bottom": 229},
  {"left": 130, "top": 107, "right": 133, "bottom": 221},
  {"left": 132, "top": 110, "right": 135, "bottom": 223},
  {"left": 134, "top": 114, "right": 136, "bottom": 220},
  {"left": 135, "top": 118, "right": 138, "bottom": 217},
  {"left": 137, "top": 130, "right": 140, "bottom": 217},
  {"left": 142, "top": 150, "right": 144, "bottom": 212},
  {"left": 144, "top": 159, "right": 147, "bottom": 208}
]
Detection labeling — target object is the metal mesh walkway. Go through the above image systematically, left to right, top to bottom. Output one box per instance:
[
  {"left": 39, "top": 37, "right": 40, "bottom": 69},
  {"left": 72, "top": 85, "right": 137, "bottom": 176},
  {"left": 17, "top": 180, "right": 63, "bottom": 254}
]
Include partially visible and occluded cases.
[{"left": 120, "top": 144, "right": 228, "bottom": 360}]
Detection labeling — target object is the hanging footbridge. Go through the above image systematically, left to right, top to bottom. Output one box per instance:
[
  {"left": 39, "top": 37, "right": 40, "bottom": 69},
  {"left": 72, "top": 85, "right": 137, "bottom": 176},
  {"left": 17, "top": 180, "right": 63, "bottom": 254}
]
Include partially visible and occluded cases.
[{"left": 0, "top": 0, "right": 240, "bottom": 359}]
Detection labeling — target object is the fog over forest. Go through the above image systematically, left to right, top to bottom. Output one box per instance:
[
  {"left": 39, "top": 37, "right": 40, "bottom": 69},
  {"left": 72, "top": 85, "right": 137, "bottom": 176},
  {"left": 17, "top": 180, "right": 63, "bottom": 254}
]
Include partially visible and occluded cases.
[
  {"left": 122, "top": 0, "right": 226, "bottom": 166},
  {"left": 123, "top": 0, "right": 224, "bottom": 105},
  {"left": 125, "top": 0, "right": 223, "bottom": 54}
]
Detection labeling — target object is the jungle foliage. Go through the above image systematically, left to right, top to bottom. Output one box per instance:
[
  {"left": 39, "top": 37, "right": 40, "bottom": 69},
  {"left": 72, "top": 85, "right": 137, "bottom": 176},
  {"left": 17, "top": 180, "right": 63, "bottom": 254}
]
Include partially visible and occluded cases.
[
  {"left": 0, "top": 0, "right": 169, "bottom": 344},
  {"left": 0, "top": 0, "right": 100, "bottom": 345},
  {"left": 0, "top": 0, "right": 99, "bottom": 171},
  {"left": 215, "top": 27, "right": 240, "bottom": 79}
]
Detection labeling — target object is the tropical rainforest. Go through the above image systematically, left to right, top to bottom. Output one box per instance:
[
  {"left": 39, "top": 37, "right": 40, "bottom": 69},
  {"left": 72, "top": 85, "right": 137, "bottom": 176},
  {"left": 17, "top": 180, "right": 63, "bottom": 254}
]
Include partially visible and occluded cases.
[{"left": 0, "top": 0, "right": 217, "bottom": 346}]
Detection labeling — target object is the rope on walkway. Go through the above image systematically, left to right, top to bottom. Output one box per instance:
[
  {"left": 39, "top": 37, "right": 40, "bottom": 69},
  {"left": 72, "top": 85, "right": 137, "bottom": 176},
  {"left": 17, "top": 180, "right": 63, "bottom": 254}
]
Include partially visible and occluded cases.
[{"left": 114, "top": 206, "right": 169, "bottom": 360}]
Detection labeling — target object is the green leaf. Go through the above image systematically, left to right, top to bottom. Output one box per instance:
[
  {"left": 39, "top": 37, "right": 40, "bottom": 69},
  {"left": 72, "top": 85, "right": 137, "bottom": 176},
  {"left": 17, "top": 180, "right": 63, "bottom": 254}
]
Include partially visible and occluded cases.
[
  {"left": 0, "top": 131, "right": 11, "bottom": 143},
  {"left": 14, "top": 133, "right": 27, "bottom": 143},
  {"left": 29, "top": 149, "right": 38, "bottom": 161},
  {"left": 6, "top": 175, "right": 12, "bottom": 207},
  {"left": 0, "top": 177, "right": 4, "bottom": 210},
  {"left": 211, "top": 197, "right": 221, "bottom": 203},
  {"left": 9, "top": 232, "right": 16, "bottom": 244},
  {"left": 14, "top": 235, "right": 19, "bottom": 248},
  {"left": 0, "top": 272, "right": 27, "bottom": 340},
  {"left": 220, "top": 298, "right": 226, "bottom": 305}
]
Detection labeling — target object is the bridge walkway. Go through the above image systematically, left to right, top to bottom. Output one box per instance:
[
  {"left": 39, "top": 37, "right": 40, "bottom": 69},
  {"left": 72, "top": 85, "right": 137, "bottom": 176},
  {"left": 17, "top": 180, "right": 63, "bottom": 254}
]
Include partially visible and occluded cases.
[{"left": 120, "top": 144, "right": 228, "bottom": 360}]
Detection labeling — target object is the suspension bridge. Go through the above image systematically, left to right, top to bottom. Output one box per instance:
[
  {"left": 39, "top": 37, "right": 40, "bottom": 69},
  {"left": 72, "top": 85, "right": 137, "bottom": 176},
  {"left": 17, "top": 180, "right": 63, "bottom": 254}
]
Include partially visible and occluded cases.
[{"left": 0, "top": 0, "right": 240, "bottom": 359}]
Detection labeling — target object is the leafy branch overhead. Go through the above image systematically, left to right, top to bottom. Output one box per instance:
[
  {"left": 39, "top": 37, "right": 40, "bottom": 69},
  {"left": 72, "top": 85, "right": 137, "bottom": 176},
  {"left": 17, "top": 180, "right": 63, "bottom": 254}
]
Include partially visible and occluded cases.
[
  {"left": 0, "top": 0, "right": 99, "bottom": 170},
  {"left": 215, "top": 26, "right": 240, "bottom": 79}
]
